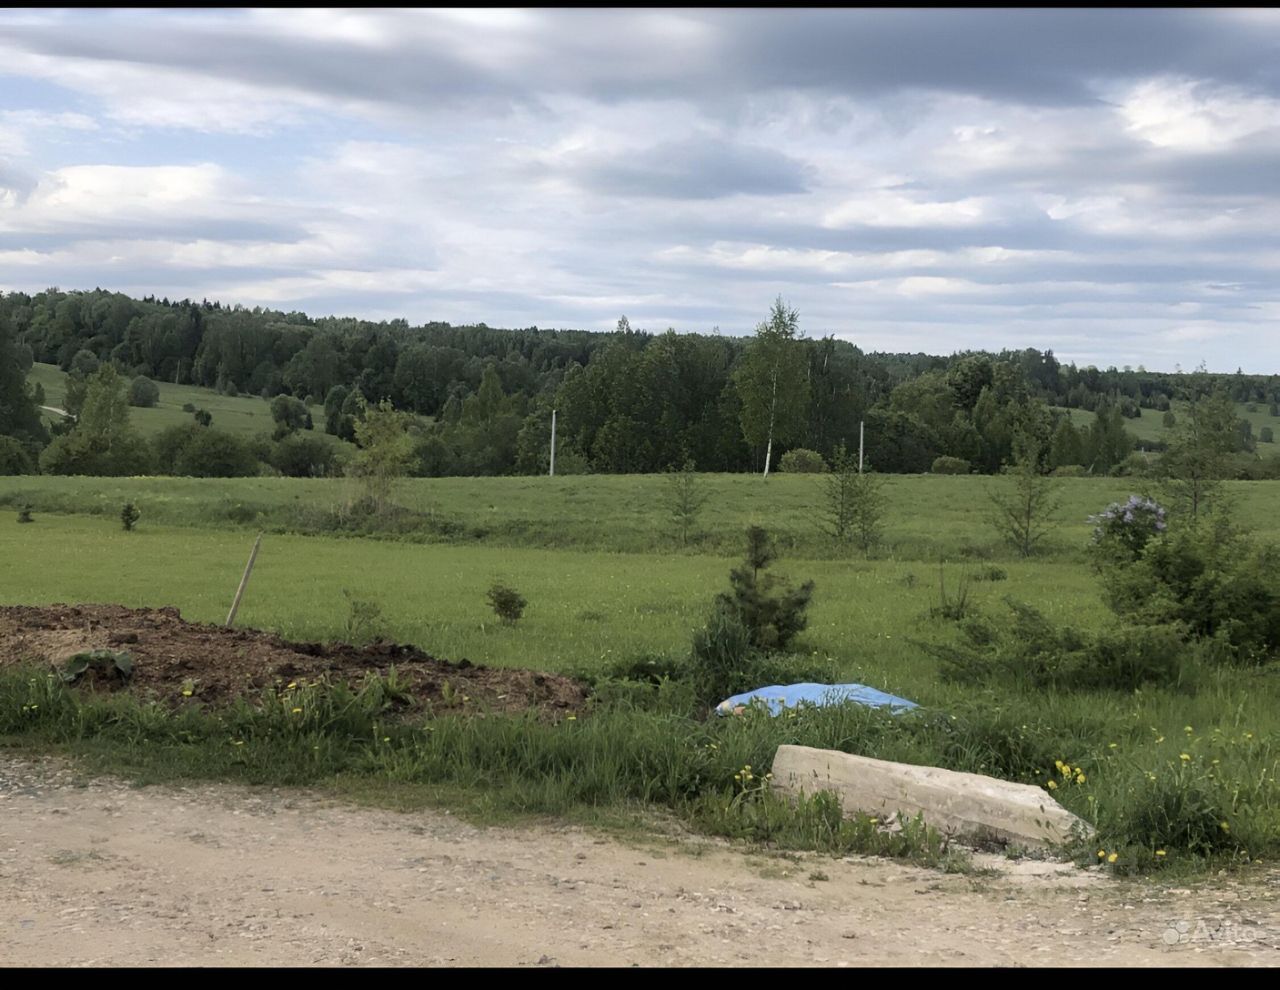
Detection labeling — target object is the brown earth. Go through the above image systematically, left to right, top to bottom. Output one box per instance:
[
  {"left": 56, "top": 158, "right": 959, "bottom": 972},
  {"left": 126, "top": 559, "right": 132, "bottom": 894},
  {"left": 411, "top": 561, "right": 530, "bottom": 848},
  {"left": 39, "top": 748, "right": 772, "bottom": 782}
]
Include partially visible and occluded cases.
[
  {"left": 0, "top": 604, "right": 586, "bottom": 716},
  {"left": 1, "top": 755, "right": 1277, "bottom": 967}
]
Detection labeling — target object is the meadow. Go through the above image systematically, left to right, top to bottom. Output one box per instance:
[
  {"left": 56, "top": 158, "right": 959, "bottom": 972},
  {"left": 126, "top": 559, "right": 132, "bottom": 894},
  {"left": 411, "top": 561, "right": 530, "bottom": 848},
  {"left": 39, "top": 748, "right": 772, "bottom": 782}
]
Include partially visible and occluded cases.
[
  {"left": 28, "top": 362, "right": 342, "bottom": 444},
  {"left": 1052, "top": 401, "right": 1279, "bottom": 447},
  {"left": 2, "top": 470, "right": 1278, "bottom": 871}
]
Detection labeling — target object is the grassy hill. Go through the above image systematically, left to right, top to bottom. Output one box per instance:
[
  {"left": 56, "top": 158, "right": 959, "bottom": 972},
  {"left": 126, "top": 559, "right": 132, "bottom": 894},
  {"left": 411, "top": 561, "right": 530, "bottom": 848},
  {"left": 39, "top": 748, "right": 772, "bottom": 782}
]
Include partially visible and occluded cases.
[
  {"left": 27, "top": 363, "right": 342, "bottom": 445},
  {"left": 1052, "top": 402, "right": 1279, "bottom": 448}
]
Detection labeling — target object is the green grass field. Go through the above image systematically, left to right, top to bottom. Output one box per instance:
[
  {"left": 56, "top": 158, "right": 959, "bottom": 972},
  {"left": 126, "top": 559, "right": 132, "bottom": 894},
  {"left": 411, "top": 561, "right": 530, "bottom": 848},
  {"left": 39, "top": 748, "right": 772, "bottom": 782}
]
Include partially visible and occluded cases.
[
  {"left": 27, "top": 362, "right": 340, "bottom": 444},
  {"left": 1053, "top": 402, "right": 1280, "bottom": 447},
  {"left": 2, "top": 470, "right": 1277, "bottom": 868},
  {"left": 3, "top": 472, "right": 1277, "bottom": 559}
]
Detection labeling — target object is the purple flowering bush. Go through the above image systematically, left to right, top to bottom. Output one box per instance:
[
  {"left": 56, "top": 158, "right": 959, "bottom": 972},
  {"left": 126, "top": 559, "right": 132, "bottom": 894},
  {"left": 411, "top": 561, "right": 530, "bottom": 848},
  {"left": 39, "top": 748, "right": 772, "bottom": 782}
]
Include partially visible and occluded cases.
[{"left": 1089, "top": 494, "right": 1167, "bottom": 563}]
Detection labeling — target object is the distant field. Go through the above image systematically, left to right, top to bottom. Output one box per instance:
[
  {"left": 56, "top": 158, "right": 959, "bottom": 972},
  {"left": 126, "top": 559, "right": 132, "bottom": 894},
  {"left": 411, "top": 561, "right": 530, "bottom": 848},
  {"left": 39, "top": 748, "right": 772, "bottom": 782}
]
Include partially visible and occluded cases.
[
  {"left": 26, "top": 362, "right": 340, "bottom": 444},
  {"left": 1054, "top": 401, "right": 1280, "bottom": 447},
  {"left": 3, "top": 472, "right": 1278, "bottom": 560}
]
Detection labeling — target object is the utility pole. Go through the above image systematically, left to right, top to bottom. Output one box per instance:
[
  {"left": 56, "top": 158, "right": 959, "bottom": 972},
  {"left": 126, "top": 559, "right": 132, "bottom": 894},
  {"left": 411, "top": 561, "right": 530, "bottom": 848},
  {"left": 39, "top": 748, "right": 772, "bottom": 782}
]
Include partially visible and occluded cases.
[
  {"left": 549, "top": 408, "right": 557, "bottom": 477},
  {"left": 858, "top": 420, "right": 865, "bottom": 474}
]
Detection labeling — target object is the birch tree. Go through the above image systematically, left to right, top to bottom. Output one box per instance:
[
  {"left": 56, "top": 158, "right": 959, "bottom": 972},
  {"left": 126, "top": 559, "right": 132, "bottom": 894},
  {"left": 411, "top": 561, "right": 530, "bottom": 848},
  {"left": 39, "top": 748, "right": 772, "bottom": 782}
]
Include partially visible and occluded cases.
[{"left": 735, "top": 297, "right": 809, "bottom": 478}]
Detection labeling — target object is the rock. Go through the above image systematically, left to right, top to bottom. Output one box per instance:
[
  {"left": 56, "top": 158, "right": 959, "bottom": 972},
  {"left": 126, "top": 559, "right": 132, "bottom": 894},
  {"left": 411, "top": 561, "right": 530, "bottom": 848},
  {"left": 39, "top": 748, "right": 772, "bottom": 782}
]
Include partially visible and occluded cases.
[{"left": 770, "top": 744, "right": 1093, "bottom": 850}]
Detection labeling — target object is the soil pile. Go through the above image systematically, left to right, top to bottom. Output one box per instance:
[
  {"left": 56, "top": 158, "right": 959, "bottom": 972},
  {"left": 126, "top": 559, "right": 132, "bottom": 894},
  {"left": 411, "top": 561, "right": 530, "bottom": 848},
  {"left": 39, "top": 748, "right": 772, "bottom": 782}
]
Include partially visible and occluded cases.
[{"left": 0, "top": 603, "right": 586, "bottom": 716}]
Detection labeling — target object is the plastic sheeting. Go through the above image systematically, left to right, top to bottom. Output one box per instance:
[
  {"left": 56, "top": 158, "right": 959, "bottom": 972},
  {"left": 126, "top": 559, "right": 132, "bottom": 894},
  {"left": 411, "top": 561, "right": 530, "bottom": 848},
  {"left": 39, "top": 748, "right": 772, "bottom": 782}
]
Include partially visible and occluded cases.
[{"left": 715, "top": 682, "right": 918, "bottom": 717}]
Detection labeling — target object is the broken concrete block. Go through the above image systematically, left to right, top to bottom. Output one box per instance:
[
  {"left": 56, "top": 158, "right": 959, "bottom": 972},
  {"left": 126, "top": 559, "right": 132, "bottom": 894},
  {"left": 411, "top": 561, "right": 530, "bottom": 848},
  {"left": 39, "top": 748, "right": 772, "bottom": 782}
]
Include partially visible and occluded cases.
[{"left": 770, "top": 744, "right": 1094, "bottom": 849}]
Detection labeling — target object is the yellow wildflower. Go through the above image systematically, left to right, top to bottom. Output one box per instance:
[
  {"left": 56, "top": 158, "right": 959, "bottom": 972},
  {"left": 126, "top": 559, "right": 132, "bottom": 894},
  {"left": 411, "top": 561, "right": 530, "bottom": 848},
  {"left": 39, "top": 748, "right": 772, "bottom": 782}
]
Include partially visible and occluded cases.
[
  {"left": 291, "top": 707, "right": 302, "bottom": 714},
  {"left": 1180, "top": 753, "right": 1191, "bottom": 761},
  {"left": 1076, "top": 773, "right": 1086, "bottom": 784},
  {"left": 1047, "top": 780, "right": 1058, "bottom": 790},
  {"left": 1155, "top": 850, "right": 1166, "bottom": 857},
  {"left": 1107, "top": 852, "right": 1118, "bottom": 864}
]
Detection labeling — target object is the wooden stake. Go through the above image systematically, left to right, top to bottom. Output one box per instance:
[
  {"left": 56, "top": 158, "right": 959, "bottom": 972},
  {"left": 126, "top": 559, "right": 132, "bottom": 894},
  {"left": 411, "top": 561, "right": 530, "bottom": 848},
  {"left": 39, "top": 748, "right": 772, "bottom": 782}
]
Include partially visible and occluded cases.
[{"left": 225, "top": 533, "right": 263, "bottom": 628}]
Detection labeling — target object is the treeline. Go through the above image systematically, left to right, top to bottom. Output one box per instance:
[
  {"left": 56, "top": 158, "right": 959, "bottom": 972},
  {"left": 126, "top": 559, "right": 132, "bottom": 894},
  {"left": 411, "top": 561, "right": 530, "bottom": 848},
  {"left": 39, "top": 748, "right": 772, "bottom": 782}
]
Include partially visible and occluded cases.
[{"left": 2, "top": 287, "right": 1278, "bottom": 478}]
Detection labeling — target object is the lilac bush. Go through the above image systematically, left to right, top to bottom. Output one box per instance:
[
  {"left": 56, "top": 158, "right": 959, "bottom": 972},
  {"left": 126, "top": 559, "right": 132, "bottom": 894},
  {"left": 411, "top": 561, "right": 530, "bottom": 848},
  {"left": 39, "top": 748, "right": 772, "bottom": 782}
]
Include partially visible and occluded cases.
[{"left": 1089, "top": 494, "right": 1167, "bottom": 560}]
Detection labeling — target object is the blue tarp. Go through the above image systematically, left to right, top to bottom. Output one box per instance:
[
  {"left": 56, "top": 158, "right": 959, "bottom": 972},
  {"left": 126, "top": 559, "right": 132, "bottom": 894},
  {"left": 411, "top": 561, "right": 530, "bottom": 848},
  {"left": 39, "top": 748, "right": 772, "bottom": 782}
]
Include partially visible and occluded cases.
[{"left": 715, "top": 682, "right": 919, "bottom": 717}]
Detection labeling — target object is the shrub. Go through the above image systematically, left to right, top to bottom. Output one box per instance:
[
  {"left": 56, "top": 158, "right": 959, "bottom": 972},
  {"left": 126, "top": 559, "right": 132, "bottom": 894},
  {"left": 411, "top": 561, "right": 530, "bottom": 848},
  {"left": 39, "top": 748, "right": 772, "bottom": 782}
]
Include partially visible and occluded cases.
[
  {"left": 127, "top": 375, "right": 160, "bottom": 408},
  {"left": 270, "top": 395, "right": 310, "bottom": 439},
  {"left": 181, "top": 402, "right": 196, "bottom": 413},
  {"left": 193, "top": 409, "right": 212, "bottom": 427},
  {"left": 1162, "top": 410, "right": 1177, "bottom": 428},
  {"left": 1262, "top": 427, "right": 1274, "bottom": 444},
  {"left": 166, "top": 428, "right": 260, "bottom": 478},
  {"left": 269, "top": 433, "right": 340, "bottom": 478},
  {"left": 0, "top": 435, "right": 36, "bottom": 475},
  {"left": 778, "top": 448, "right": 828, "bottom": 473},
  {"left": 930, "top": 455, "right": 970, "bottom": 475},
  {"left": 1051, "top": 464, "right": 1087, "bottom": 477},
  {"left": 1088, "top": 494, "right": 1167, "bottom": 565},
  {"left": 120, "top": 502, "right": 140, "bottom": 532},
  {"left": 17, "top": 505, "right": 33, "bottom": 524},
  {"left": 1099, "top": 515, "right": 1280, "bottom": 663},
  {"left": 716, "top": 526, "right": 814, "bottom": 650},
  {"left": 930, "top": 566, "right": 977, "bottom": 621},
  {"left": 971, "top": 566, "right": 1007, "bottom": 582},
  {"left": 487, "top": 582, "right": 527, "bottom": 624},
  {"left": 341, "top": 589, "right": 383, "bottom": 644},
  {"left": 689, "top": 600, "right": 755, "bottom": 704},
  {"left": 925, "top": 600, "right": 1189, "bottom": 692}
]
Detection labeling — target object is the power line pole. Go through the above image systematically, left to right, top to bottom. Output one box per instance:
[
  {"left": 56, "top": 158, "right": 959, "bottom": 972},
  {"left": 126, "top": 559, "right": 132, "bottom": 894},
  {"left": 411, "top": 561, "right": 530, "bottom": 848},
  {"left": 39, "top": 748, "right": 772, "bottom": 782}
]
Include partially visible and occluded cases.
[
  {"left": 549, "top": 408, "right": 557, "bottom": 477},
  {"left": 858, "top": 419, "right": 865, "bottom": 474}
]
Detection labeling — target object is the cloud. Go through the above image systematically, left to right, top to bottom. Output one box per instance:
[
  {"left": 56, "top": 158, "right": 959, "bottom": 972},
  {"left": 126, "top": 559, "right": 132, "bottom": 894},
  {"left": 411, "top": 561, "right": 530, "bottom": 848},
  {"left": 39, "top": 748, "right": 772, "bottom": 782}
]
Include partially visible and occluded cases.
[
  {"left": 0, "top": 10, "right": 1279, "bottom": 371},
  {"left": 566, "top": 138, "right": 810, "bottom": 200}
]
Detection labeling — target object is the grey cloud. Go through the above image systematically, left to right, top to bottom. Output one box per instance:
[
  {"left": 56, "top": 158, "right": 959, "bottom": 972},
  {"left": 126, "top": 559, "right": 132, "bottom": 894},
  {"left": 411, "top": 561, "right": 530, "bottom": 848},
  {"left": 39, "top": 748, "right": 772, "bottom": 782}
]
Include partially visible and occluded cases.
[
  {"left": 4, "top": 10, "right": 1280, "bottom": 115},
  {"left": 569, "top": 138, "right": 809, "bottom": 200}
]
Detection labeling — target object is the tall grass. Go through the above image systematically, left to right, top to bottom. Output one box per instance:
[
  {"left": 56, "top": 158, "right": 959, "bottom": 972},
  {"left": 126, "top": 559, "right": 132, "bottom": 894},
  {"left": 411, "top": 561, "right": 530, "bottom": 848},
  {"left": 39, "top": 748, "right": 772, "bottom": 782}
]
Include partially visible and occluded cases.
[{"left": 3, "top": 667, "right": 1275, "bottom": 873}]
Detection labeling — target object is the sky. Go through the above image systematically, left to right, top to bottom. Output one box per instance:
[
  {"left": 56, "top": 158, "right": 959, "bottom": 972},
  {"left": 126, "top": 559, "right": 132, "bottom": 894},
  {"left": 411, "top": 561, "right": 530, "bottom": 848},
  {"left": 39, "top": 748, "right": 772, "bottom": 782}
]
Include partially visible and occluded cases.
[{"left": 1, "top": 8, "right": 1279, "bottom": 372}]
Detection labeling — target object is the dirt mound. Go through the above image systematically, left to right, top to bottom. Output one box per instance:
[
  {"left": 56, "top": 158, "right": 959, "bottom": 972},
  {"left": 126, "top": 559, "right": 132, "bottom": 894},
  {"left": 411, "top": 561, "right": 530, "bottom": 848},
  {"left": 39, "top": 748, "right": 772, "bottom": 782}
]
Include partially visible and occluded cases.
[{"left": 0, "top": 604, "right": 586, "bottom": 717}]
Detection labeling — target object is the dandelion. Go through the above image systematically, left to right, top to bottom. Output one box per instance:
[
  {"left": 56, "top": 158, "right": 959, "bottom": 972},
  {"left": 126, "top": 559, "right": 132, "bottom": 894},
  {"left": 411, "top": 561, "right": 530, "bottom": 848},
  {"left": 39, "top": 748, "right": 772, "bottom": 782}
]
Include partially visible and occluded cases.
[
  {"left": 1076, "top": 773, "right": 1086, "bottom": 785},
  {"left": 1097, "top": 850, "right": 1107, "bottom": 859},
  {"left": 1107, "top": 852, "right": 1118, "bottom": 864}
]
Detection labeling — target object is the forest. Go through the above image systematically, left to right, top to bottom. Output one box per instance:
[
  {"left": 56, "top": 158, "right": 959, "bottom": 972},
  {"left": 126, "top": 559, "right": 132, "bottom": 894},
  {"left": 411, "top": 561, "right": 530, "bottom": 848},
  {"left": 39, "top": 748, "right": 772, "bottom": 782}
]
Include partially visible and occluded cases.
[{"left": 2, "top": 287, "right": 1277, "bottom": 479}]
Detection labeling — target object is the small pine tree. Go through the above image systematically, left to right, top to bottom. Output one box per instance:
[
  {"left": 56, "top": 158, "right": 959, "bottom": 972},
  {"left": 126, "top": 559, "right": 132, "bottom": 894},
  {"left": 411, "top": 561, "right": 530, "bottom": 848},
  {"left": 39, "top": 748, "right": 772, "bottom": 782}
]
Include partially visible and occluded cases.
[
  {"left": 989, "top": 430, "right": 1061, "bottom": 557},
  {"left": 824, "top": 444, "right": 888, "bottom": 556},
  {"left": 663, "top": 457, "right": 708, "bottom": 546},
  {"left": 120, "top": 502, "right": 140, "bottom": 532},
  {"left": 716, "top": 526, "right": 814, "bottom": 650}
]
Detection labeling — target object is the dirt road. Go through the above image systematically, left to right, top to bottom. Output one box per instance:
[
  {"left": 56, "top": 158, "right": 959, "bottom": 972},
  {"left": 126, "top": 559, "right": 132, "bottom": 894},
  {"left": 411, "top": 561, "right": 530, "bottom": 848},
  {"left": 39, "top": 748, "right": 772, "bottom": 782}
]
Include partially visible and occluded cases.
[{"left": 1, "top": 755, "right": 1276, "bottom": 967}]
